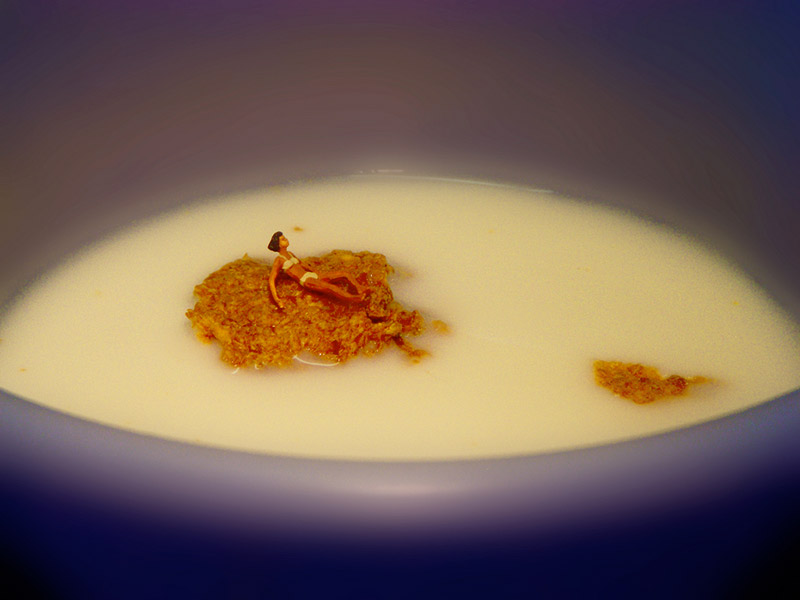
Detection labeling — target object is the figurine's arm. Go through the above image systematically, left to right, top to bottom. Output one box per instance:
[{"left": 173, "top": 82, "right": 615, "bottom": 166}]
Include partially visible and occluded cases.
[{"left": 268, "top": 257, "right": 284, "bottom": 309}]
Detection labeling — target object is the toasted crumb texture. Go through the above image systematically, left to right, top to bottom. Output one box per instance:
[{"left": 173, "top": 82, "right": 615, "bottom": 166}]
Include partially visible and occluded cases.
[
  {"left": 187, "top": 250, "right": 425, "bottom": 368},
  {"left": 593, "top": 360, "right": 710, "bottom": 404}
]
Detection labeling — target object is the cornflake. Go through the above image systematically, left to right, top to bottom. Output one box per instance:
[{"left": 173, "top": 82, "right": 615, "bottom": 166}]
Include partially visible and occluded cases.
[
  {"left": 187, "top": 249, "right": 430, "bottom": 369},
  {"left": 593, "top": 360, "right": 710, "bottom": 404}
]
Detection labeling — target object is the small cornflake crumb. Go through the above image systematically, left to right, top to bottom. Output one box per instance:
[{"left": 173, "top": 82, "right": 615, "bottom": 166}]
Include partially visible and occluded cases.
[
  {"left": 293, "top": 226, "right": 304, "bottom": 232},
  {"left": 187, "top": 250, "right": 426, "bottom": 369},
  {"left": 431, "top": 320, "right": 450, "bottom": 334},
  {"left": 394, "top": 336, "right": 429, "bottom": 363},
  {"left": 593, "top": 360, "right": 710, "bottom": 404}
]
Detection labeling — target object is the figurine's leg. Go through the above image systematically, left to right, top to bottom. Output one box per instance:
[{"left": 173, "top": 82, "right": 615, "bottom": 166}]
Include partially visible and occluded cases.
[
  {"left": 319, "top": 271, "right": 367, "bottom": 293},
  {"left": 304, "top": 278, "right": 364, "bottom": 303}
]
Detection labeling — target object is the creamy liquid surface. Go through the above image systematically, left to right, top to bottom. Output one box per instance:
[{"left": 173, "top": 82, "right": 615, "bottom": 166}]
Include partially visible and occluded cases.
[{"left": 1, "top": 178, "right": 799, "bottom": 460}]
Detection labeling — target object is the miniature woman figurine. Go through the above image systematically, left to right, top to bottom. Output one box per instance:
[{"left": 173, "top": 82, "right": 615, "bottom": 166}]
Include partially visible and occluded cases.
[{"left": 267, "top": 231, "right": 367, "bottom": 309}]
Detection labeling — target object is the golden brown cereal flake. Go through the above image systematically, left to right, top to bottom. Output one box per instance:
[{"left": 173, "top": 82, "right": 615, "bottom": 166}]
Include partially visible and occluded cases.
[
  {"left": 187, "top": 251, "right": 426, "bottom": 369},
  {"left": 431, "top": 320, "right": 450, "bottom": 334},
  {"left": 593, "top": 360, "right": 709, "bottom": 404}
]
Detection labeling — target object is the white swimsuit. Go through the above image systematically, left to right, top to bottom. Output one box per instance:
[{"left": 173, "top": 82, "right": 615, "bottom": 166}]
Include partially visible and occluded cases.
[
  {"left": 280, "top": 253, "right": 318, "bottom": 286},
  {"left": 280, "top": 254, "right": 300, "bottom": 270},
  {"left": 299, "top": 272, "right": 319, "bottom": 285}
]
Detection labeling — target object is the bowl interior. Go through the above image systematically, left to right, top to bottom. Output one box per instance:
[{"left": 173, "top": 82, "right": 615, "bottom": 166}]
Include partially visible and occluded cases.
[{"left": 2, "top": 3, "right": 799, "bottom": 537}]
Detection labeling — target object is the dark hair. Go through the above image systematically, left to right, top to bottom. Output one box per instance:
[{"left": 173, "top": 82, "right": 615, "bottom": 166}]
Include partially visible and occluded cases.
[{"left": 268, "top": 231, "right": 283, "bottom": 252}]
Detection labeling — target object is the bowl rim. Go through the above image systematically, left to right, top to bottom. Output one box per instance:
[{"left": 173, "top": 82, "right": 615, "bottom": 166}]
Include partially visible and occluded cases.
[{"left": 3, "top": 384, "right": 798, "bottom": 540}]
